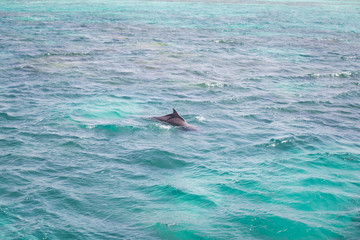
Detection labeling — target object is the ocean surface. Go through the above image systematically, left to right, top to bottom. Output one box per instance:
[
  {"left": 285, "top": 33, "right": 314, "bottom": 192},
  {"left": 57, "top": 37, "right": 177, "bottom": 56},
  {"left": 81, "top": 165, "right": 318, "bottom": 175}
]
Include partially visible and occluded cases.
[{"left": 1, "top": 0, "right": 360, "bottom": 239}]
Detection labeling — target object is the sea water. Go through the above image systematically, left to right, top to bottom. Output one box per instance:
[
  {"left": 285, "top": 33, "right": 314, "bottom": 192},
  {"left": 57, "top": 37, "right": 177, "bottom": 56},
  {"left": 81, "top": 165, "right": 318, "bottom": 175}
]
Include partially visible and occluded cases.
[{"left": 1, "top": 0, "right": 360, "bottom": 239}]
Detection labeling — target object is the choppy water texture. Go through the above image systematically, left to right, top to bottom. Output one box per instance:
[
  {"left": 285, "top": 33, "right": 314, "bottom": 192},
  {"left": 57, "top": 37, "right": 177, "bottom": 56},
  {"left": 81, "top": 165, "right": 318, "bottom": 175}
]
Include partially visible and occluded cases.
[{"left": 1, "top": 0, "right": 360, "bottom": 239}]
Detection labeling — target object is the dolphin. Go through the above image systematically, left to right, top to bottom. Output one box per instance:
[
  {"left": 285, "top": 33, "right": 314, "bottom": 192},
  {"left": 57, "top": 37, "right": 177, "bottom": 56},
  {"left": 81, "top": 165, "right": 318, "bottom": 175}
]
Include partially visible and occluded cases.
[{"left": 153, "top": 109, "right": 198, "bottom": 131}]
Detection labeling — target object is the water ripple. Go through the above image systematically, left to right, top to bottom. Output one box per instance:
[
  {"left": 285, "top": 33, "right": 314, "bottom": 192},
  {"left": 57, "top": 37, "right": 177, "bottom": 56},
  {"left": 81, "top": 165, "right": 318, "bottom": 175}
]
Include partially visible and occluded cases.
[{"left": 1, "top": 0, "right": 360, "bottom": 239}]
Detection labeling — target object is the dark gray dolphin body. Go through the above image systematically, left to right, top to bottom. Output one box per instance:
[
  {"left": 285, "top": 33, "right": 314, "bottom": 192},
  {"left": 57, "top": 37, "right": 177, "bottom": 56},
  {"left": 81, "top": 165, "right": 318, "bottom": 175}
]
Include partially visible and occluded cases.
[{"left": 153, "top": 109, "right": 198, "bottom": 131}]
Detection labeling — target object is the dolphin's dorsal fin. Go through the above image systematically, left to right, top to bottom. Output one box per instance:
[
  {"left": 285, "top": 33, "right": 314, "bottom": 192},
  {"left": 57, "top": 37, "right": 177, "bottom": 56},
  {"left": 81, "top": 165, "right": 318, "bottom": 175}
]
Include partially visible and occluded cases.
[{"left": 172, "top": 108, "right": 185, "bottom": 121}]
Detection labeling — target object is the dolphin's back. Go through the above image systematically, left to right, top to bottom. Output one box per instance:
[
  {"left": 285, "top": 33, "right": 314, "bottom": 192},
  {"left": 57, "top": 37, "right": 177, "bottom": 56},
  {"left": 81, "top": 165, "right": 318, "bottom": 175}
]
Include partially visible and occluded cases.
[
  {"left": 153, "top": 108, "right": 197, "bottom": 130},
  {"left": 153, "top": 114, "right": 171, "bottom": 122}
]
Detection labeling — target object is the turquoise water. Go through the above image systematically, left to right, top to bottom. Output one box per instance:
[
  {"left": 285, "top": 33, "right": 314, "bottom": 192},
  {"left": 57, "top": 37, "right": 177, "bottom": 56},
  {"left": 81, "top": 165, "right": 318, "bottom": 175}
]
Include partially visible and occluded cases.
[{"left": 1, "top": 0, "right": 360, "bottom": 239}]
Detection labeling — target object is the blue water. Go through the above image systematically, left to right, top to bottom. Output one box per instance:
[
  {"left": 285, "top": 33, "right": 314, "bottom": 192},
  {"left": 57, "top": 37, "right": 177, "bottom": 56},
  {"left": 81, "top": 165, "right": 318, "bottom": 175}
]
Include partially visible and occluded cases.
[{"left": 1, "top": 0, "right": 360, "bottom": 239}]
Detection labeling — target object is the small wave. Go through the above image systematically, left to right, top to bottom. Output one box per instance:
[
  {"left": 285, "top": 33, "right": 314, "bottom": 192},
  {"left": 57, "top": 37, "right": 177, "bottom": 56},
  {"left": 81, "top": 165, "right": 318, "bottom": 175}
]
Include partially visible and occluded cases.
[
  {"left": 315, "top": 37, "right": 342, "bottom": 43},
  {"left": 214, "top": 38, "right": 243, "bottom": 46},
  {"left": 43, "top": 52, "right": 92, "bottom": 57},
  {"left": 341, "top": 55, "right": 360, "bottom": 60},
  {"left": 12, "top": 64, "right": 39, "bottom": 72},
  {"left": 307, "top": 71, "right": 360, "bottom": 78},
  {"left": 196, "top": 82, "right": 228, "bottom": 88},
  {"left": 335, "top": 90, "right": 360, "bottom": 99},
  {"left": 1, "top": 94, "right": 17, "bottom": 99},
  {"left": 296, "top": 100, "right": 318, "bottom": 105},
  {"left": 263, "top": 106, "right": 298, "bottom": 113},
  {"left": 74, "top": 110, "right": 126, "bottom": 120},
  {"left": 0, "top": 112, "right": 21, "bottom": 121},
  {"left": 241, "top": 114, "right": 273, "bottom": 123},
  {"left": 195, "top": 116, "right": 205, "bottom": 122},
  {"left": 154, "top": 123, "right": 172, "bottom": 131},
  {"left": 81, "top": 124, "right": 141, "bottom": 133},
  {"left": 0, "top": 126, "right": 19, "bottom": 134},
  {"left": 19, "top": 131, "right": 79, "bottom": 141},
  {"left": 259, "top": 134, "right": 323, "bottom": 152},
  {"left": 265, "top": 137, "right": 297, "bottom": 150},
  {"left": 0, "top": 138, "right": 24, "bottom": 147},
  {"left": 60, "top": 140, "right": 84, "bottom": 149},
  {"left": 126, "top": 148, "right": 188, "bottom": 169},
  {"left": 305, "top": 152, "right": 360, "bottom": 170},
  {"left": 1, "top": 153, "right": 46, "bottom": 162},
  {"left": 300, "top": 177, "right": 345, "bottom": 188},
  {"left": 234, "top": 178, "right": 261, "bottom": 188},
  {"left": 216, "top": 183, "right": 272, "bottom": 203},
  {"left": 216, "top": 183, "right": 247, "bottom": 195},
  {"left": 148, "top": 184, "right": 216, "bottom": 207},
  {"left": 36, "top": 186, "right": 85, "bottom": 214},
  {"left": 285, "top": 190, "right": 349, "bottom": 212},
  {"left": 229, "top": 213, "right": 342, "bottom": 239},
  {"left": 149, "top": 223, "right": 207, "bottom": 240}
]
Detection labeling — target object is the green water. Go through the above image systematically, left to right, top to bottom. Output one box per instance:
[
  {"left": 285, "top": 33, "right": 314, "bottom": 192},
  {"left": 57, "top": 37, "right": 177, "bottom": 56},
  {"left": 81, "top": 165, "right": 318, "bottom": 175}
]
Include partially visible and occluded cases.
[{"left": 1, "top": 0, "right": 360, "bottom": 239}]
